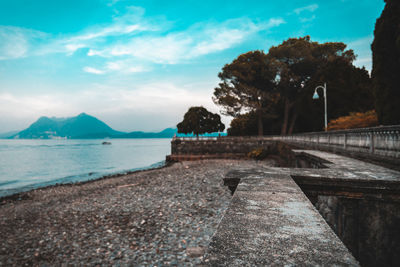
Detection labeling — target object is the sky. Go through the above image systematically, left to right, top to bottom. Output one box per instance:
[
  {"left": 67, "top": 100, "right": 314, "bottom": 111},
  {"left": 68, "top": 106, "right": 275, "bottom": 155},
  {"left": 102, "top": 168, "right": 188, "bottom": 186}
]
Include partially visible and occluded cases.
[{"left": 0, "top": 0, "right": 385, "bottom": 133}]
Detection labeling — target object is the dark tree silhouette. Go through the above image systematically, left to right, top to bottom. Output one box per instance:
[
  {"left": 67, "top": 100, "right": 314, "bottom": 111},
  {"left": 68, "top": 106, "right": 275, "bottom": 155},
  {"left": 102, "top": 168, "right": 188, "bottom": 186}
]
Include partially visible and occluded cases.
[
  {"left": 371, "top": 0, "right": 400, "bottom": 125},
  {"left": 267, "top": 36, "right": 356, "bottom": 134},
  {"left": 213, "top": 51, "right": 279, "bottom": 136},
  {"left": 177, "top": 106, "right": 225, "bottom": 138}
]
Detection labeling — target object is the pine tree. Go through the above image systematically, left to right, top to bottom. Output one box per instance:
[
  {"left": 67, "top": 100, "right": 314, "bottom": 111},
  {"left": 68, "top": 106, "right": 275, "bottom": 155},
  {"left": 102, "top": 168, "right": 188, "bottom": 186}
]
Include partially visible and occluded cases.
[{"left": 371, "top": 0, "right": 400, "bottom": 125}]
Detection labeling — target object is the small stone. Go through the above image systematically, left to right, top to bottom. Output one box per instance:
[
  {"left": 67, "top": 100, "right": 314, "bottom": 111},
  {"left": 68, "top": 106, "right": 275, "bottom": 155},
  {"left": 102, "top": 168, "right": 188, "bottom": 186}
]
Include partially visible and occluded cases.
[{"left": 186, "top": 247, "right": 205, "bottom": 258}]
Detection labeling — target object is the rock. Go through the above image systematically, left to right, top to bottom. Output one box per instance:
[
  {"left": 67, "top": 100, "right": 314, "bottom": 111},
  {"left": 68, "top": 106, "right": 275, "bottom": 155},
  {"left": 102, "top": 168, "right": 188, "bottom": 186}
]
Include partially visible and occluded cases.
[
  {"left": 0, "top": 160, "right": 263, "bottom": 266},
  {"left": 186, "top": 247, "right": 205, "bottom": 258}
]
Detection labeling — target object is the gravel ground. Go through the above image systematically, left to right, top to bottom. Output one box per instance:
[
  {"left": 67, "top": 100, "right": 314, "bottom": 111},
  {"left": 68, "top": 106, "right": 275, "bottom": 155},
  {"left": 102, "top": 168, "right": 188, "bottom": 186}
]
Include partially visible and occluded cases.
[{"left": 0, "top": 159, "right": 268, "bottom": 266}]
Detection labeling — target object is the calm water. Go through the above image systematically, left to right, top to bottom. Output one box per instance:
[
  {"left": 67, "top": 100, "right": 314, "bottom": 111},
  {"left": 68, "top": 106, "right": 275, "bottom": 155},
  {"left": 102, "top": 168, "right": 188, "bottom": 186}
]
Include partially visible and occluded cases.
[{"left": 0, "top": 139, "right": 171, "bottom": 197}]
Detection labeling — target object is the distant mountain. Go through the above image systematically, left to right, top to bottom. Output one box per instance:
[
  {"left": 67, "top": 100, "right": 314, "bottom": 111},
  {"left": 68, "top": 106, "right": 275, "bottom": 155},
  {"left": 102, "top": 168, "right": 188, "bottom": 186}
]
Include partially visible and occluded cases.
[
  {"left": 6, "top": 113, "right": 225, "bottom": 139},
  {"left": 13, "top": 113, "right": 124, "bottom": 139},
  {"left": 119, "top": 128, "right": 177, "bottom": 138},
  {"left": 0, "top": 130, "right": 20, "bottom": 139}
]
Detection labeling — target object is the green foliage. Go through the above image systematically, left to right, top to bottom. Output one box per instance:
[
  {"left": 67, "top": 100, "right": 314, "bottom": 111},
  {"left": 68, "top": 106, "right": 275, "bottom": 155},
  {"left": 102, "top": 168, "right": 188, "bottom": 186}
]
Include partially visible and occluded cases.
[
  {"left": 372, "top": 0, "right": 400, "bottom": 125},
  {"left": 216, "top": 36, "right": 375, "bottom": 135},
  {"left": 267, "top": 36, "right": 358, "bottom": 134},
  {"left": 213, "top": 51, "right": 280, "bottom": 136},
  {"left": 227, "top": 57, "right": 373, "bottom": 135},
  {"left": 294, "top": 58, "right": 374, "bottom": 133},
  {"left": 177, "top": 106, "right": 225, "bottom": 137},
  {"left": 227, "top": 111, "right": 281, "bottom": 136}
]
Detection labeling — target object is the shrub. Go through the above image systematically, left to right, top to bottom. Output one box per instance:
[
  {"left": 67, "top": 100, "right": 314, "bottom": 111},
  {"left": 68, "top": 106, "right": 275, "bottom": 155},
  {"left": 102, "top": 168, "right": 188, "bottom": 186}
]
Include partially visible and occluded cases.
[{"left": 327, "top": 110, "right": 379, "bottom": 131}]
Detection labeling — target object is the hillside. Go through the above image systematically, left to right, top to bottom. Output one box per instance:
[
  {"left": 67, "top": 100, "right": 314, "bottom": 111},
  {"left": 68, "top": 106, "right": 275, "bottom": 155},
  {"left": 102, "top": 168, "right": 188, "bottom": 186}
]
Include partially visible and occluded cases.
[
  {"left": 7, "top": 113, "right": 224, "bottom": 139},
  {"left": 13, "top": 113, "right": 123, "bottom": 139},
  {"left": 119, "top": 128, "right": 177, "bottom": 138}
]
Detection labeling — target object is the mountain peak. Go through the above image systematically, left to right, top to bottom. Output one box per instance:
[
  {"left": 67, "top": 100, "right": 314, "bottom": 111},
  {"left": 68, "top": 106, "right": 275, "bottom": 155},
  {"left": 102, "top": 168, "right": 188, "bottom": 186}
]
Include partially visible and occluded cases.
[{"left": 14, "top": 113, "right": 123, "bottom": 139}]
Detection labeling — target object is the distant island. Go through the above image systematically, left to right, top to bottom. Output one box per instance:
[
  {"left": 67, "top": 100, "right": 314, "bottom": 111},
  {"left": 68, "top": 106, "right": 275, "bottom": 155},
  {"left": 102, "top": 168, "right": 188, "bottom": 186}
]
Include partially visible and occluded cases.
[{"left": 0, "top": 113, "right": 225, "bottom": 139}]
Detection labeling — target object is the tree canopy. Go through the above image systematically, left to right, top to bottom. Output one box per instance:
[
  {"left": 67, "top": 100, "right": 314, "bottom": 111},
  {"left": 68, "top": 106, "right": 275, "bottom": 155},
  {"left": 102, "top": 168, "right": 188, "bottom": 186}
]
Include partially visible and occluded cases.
[
  {"left": 371, "top": 0, "right": 400, "bottom": 125},
  {"left": 217, "top": 36, "right": 374, "bottom": 136},
  {"left": 267, "top": 36, "right": 357, "bottom": 134},
  {"left": 213, "top": 51, "right": 279, "bottom": 136},
  {"left": 177, "top": 106, "right": 225, "bottom": 137},
  {"left": 227, "top": 111, "right": 281, "bottom": 136}
]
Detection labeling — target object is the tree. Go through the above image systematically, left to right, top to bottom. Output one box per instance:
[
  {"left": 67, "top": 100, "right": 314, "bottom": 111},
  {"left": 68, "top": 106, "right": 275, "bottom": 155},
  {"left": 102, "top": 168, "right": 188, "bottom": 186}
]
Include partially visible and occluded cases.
[
  {"left": 371, "top": 0, "right": 400, "bottom": 125},
  {"left": 267, "top": 36, "right": 356, "bottom": 134},
  {"left": 213, "top": 51, "right": 279, "bottom": 136},
  {"left": 294, "top": 58, "right": 374, "bottom": 133},
  {"left": 177, "top": 106, "right": 225, "bottom": 138},
  {"left": 227, "top": 111, "right": 281, "bottom": 136}
]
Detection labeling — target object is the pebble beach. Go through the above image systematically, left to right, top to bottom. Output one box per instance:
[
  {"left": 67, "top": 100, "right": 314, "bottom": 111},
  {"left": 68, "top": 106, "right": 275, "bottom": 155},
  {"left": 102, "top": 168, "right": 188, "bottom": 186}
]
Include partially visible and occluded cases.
[{"left": 0, "top": 159, "right": 268, "bottom": 266}]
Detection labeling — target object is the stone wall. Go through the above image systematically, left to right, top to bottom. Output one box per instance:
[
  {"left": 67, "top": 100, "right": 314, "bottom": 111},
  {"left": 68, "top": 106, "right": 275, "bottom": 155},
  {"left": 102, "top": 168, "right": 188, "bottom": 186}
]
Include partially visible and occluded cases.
[
  {"left": 171, "top": 125, "right": 399, "bottom": 161},
  {"left": 267, "top": 125, "right": 400, "bottom": 168},
  {"left": 171, "top": 138, "right": 275, "bottom": 155},
  {"left": 301, "top": 189, "right": 400, "bottom": 267}
]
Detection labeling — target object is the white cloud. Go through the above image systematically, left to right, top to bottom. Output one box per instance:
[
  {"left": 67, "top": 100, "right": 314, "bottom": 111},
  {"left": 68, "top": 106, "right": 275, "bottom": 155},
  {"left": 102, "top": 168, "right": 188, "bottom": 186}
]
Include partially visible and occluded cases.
[
  {"left": 108, "top": 0, "right": 120, "bottom": 5},
  {"left": 293, "top": 4, "right": 319, "bottom": 15},
  {"left": 0, "top": 6, "right": 284, "bottom": 76},
  {"left": 0, "top": 6, "right": 284, "bottom": 70},
  {"left": 13, "top": 6, "right": 151, "bottom": 58},
  {"left": 299, "top": 15, "right": 316, "bottom": 23},
  {"left": 89, "top": 18, "right": 284, "bottom": 64},
  {"left": 267, "top": 18, "right": 286, "bottom": 27},
  {"left": 70, "top": 24, "right": 143, "bottom": 42},
  {"left": 0, "top": 26, "right": 46, "bottom": 60},
  {"left": 347, "top": 36, "right": 373, "bottom": 72},
  {"left": 83, "top": 60, "right": 149, "bottom": 75},
  {"left": 105, "top": 60, "right": 149, "bottom": 73},
  {"left": 83, "top": 66, "right": 105, "bottom": 74},
  {"left": 0, "top": 81, "right": 230, "bottom": 132},
  {"left": 0, "top": 93, "right": 72, "bottom": 118}
]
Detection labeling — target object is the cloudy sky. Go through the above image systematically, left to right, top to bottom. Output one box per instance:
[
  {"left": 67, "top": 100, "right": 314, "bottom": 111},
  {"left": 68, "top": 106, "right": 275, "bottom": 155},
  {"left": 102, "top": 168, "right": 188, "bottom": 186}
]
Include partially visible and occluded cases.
[{"left": 0, "top": 0, "right": 384, "bottom": 133}]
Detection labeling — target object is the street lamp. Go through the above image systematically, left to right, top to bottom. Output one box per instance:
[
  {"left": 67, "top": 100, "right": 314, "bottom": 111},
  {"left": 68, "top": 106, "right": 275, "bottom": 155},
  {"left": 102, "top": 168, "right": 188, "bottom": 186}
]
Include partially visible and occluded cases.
[{"left": 313, "top": 83, "right": 327, "bottom": 132}]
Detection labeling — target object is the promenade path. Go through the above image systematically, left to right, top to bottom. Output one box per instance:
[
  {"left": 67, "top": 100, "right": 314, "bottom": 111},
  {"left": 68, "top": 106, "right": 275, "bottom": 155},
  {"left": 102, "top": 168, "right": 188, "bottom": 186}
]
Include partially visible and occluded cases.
[{"left": 204, "top": 150, "right": 400, "bottom": 266}]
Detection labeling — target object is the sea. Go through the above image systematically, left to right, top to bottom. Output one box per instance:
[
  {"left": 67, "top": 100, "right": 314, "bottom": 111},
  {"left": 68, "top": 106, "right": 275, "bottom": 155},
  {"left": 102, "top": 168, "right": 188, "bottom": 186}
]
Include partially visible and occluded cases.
[{"left": 0, "top": 139, "right": 171, "bottom": 198}]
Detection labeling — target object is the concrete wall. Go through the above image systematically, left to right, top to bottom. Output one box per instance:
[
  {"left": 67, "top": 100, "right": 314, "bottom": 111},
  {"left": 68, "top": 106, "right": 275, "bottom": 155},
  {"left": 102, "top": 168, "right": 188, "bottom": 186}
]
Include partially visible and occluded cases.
[
  {"left": 170, "top": 125, "right": 400, "bottom": 168},
  {"left": 267, "top": 125, "right": 400, "bottom": 167},
  {"left": 171, "top": 138, "right": 275, "bottom": 156},
  {"left": 303, "top": 192, "right": 400, "bottom": 267}
]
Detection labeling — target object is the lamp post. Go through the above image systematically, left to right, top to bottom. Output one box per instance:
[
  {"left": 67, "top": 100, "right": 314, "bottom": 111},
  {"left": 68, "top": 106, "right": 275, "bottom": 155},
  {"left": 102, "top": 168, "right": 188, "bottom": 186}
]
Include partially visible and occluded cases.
[{"left": 313, "top": 83, "right": 327, "bottom": 132}]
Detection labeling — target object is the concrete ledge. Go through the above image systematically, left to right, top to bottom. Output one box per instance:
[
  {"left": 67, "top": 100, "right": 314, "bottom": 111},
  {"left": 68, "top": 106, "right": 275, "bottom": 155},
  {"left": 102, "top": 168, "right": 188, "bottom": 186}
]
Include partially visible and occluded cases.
[
  {"left": 204, "top": 150, "right": 400, "bottom": 266},
  {"left": 167, "top": 153, "right": 246, "bottom": 162},
  {"left": 204, "top": 170, "right": 359, "bottom": 266}
]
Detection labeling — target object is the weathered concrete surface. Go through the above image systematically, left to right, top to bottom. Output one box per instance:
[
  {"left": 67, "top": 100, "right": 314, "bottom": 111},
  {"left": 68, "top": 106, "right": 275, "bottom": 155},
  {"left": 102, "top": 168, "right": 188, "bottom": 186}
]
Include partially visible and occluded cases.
[
  {"left": 267, "top": 125, "right": 400, "bottom": 170},
  {"left": 204, "top": 150, "right": 400, "bottom": 266},
  {"left": 290, "top": 150, "right": 400, "bottom": 267},
  {"left": 204, "top": 170, "right": 359, "bottom": 266}
]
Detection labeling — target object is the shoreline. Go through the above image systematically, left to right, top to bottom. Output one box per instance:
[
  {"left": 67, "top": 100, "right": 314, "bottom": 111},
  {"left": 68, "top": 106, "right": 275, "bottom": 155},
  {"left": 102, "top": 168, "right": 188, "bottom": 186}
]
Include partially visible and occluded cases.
[
  {"left": 0, "top": 159, "right": 269, "bottom": 266},
  {"left": 0, "top": 160, "right": 172, "bottom": 204}
]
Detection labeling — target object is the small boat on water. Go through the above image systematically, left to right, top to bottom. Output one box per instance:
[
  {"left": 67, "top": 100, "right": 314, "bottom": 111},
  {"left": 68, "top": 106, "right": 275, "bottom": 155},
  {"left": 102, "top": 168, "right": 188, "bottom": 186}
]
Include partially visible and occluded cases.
[{"left": 102, "top": 141, "right": 112, "bottom": 145}]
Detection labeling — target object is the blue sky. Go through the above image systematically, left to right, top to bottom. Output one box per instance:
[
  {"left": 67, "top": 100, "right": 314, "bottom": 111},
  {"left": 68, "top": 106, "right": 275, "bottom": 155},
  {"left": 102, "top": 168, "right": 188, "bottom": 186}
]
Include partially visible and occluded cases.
[{"left": 0, "top": 0, "right": 384, "bottom": 132}]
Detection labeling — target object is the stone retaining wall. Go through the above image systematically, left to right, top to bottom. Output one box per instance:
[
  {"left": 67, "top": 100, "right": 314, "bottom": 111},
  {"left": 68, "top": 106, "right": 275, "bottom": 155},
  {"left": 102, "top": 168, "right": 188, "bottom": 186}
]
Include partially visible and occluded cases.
[
  {"left": 170, "top": 125, "right": 400, "bottom": 167},
  {"left": 170, "top": 138, "right": 275, "bottom": 157}
]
